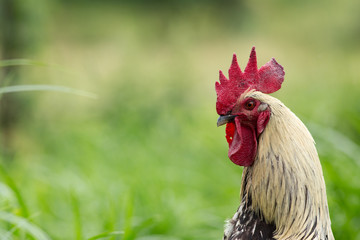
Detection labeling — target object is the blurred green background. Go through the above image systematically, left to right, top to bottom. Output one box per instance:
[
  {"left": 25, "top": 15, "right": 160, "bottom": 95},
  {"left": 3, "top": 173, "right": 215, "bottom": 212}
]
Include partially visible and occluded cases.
[{"left": 0, "top": 0, "right": 359, "bottom": 239}]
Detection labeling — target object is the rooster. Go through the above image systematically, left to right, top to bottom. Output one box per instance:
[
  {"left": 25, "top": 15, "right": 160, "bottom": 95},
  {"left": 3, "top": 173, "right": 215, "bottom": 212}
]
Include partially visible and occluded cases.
[{"left": 215, "top": 47, "right": 334, "bottom": 240}]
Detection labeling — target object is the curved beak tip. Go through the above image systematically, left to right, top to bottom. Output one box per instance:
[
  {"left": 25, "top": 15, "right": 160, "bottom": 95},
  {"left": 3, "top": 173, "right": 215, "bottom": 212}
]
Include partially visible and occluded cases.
[
  {"left": 217, "top": 115, "right": 236, "bottom": 127},
  {"left": 216, "top": 118, "right": 222, "bottom": 127}
]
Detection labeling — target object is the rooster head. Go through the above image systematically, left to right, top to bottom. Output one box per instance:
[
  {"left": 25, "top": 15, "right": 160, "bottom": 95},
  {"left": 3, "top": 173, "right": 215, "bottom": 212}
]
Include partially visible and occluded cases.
[{"left": 215, "top": 47, "right": 285, "bottom": 166}]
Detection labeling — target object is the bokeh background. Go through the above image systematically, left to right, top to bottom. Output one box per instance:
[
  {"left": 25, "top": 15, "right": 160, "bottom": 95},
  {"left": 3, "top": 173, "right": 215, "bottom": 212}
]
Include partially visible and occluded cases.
[{"left": 0, "top": 0, "right": 360, "bottom": 239}]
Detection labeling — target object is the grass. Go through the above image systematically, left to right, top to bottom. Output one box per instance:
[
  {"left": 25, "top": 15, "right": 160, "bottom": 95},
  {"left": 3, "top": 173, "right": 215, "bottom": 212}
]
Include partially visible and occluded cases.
[{"left": 1, "top": 1, "right": 360, "bottom": 239}]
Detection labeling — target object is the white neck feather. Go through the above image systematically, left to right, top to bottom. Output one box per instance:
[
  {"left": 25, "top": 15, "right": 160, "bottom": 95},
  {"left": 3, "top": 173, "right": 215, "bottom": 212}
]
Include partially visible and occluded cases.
[{"left": 241, "top": 92, "right": 334, "bottom": 240}]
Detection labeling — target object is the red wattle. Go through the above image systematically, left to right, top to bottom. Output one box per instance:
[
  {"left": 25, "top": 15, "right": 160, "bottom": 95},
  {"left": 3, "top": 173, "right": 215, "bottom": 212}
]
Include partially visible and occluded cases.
[{"left": 228, "top": 117, "right": 257, "bottom": 167}]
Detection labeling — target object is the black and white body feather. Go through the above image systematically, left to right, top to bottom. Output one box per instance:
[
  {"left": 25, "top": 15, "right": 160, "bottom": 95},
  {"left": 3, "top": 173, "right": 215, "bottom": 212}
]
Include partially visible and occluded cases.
[{"left": 224, "top": 197, "right": 275, "bottom": 240}]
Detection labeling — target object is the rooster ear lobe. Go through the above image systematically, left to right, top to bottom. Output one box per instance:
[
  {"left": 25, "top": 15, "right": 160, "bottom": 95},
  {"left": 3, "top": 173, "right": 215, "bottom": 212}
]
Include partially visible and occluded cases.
[{"left": 244, "top": 47, "right": 258, "bottom": 75}]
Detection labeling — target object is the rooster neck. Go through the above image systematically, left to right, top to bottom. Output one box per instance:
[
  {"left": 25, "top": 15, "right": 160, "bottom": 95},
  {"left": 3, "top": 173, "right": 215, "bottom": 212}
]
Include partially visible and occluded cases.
[{"left": 225, "top": 92, "right": 334, "bottom": 240}]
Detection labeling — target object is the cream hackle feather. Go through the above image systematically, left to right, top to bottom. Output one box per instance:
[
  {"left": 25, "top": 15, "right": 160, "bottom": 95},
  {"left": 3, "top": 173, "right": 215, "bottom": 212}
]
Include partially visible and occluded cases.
[{"left": 238, "top": 90, "right": 334, "bottom": 240}]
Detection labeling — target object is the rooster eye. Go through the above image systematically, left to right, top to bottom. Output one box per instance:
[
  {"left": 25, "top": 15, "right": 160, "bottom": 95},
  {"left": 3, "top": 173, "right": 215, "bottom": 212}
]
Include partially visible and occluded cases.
[{"left": 244, "top": 100, "right": 256, "bottom": 110}]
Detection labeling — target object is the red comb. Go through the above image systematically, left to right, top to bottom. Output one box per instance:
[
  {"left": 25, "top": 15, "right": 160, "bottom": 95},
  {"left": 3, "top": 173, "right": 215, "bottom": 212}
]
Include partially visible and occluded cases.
[{"left": 215, "top": 47, "right": 285, "bottom": 115}]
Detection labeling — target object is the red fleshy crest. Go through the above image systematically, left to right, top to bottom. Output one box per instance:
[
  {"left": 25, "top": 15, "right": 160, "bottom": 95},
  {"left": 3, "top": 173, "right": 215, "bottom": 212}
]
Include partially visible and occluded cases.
[{"left": 215, "top": 47, "right": 285, "bottom": 115}]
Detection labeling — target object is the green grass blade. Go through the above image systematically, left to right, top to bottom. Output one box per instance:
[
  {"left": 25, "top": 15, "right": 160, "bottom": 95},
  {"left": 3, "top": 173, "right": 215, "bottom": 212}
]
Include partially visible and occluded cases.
[
  {"left": 0, "top": 59, "right": 47, "bottom": 68},
  {"left": 0, "top": 59, "right": 85, "bottom": 78},
  {"left": 0, "top": 85, "right": 97, "bottom": 99},
  {"left": 0, "top": 164, "right": 29, "bottom": 218},
  {"left": 71, "top": 192, "right": 83, "bottom": 240},
  {"left": 122, "top": 195, "right": 135, "bottom": 240},
  {"left": 0, "top": 211, "right": 51, "bottom": 240}
]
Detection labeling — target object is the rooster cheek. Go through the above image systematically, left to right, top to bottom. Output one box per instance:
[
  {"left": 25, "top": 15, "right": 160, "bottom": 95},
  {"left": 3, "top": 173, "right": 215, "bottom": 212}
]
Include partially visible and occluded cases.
[{"left": 256, "top": 110, "right": 270, "bottom": 137}]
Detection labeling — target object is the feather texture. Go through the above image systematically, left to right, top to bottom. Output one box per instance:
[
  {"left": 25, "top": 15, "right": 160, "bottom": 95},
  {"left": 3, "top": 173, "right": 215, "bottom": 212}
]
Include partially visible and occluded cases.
[{"left": 223, "top": 91, "right": 334, "bottom": 240}]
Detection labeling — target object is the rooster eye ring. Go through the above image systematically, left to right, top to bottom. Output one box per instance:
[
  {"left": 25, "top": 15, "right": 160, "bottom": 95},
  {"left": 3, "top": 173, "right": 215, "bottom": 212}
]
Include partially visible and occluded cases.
[{"left": 244, "top": 100, "right": 256, "bottom": 110}]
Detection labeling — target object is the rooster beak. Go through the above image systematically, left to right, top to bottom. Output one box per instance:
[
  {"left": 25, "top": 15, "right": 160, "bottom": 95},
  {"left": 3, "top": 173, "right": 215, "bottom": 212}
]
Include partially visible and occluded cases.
[{"left": 217, "top": 115, "right": 237, "bottom": 127}]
